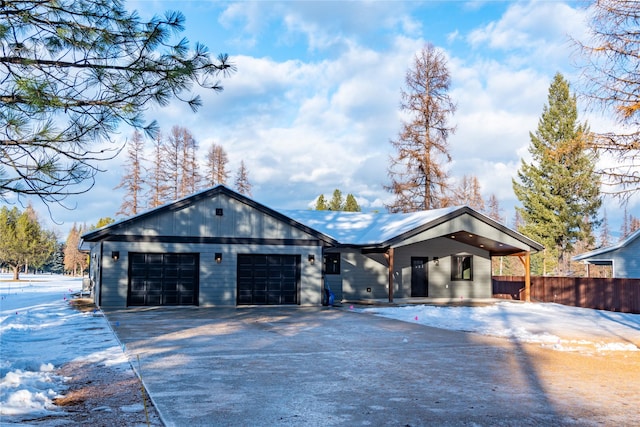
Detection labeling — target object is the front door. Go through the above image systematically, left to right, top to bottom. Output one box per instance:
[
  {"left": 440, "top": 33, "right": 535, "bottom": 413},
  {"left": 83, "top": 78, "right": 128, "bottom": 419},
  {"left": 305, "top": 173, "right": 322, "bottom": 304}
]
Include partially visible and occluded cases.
[{"left": 411, "top": 257, "right": 428, "bottom": 297}]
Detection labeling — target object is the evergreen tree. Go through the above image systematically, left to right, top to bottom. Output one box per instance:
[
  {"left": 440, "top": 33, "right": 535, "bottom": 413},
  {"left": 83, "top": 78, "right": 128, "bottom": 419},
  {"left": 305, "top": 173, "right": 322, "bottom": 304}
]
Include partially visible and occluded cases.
[
  {"left": 0, "top": 1, "right": 234, "bottom": 206},
  {"left": 386, "top": 43, "right": 456, "bottom": 212},
  {"left": 513, "top": 73, "right": 602, "bottom": 275},
  {"left": 115, "top": 131, "right": 146, "bottom": 217},
  {"left": 234, "top": 161, "right": 252, "bottom": 197},
  {"left": 329, "top": 189, "right": 344, "bottom": 211},
  {"left": 344, "top": 194, "right": 361, "bottom": 212},
  {"left": 315, "top": 195, "right": 328, "bottom": 210},
  {"left": 0, "top": 205, "right": 56, "bottom": 279}
]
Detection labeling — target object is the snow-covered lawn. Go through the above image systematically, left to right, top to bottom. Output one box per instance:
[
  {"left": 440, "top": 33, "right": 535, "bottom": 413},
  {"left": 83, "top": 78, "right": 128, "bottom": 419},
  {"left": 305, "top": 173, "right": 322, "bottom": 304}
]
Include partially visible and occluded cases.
[
  {"left": 0, "top": 274, "right": 128, "bottom": 424},
  {"left": 2, "top": 274, "right": 639, "bottom": 423},
  {"left": 361, "top": 301, "right": 640, "bottom": 352}
]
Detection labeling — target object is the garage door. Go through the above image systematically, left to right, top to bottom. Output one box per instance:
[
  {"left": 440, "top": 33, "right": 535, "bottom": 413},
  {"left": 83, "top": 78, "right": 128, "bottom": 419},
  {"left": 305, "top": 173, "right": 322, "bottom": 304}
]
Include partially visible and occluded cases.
[
  {"left": 128, "top": 253, "right": 199, "bottom": 306},
  {"left": 237, "top": 254, "right": 300, "bottom": 305}
]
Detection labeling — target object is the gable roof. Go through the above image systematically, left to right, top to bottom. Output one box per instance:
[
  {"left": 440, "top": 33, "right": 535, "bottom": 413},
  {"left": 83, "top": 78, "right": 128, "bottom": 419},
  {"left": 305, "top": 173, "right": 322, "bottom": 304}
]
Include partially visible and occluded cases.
[
  {"left": 81, "top": 185, "right": 543, "bottom": 254},
  {"left": 81, "top": 185, "right": 337, "bottom": 245},
  {"left": 284, "top": 206, "right": 543, "bottom": 253},
  {"left": 573, "top": 228, "right": 640, "bottom": 262}
]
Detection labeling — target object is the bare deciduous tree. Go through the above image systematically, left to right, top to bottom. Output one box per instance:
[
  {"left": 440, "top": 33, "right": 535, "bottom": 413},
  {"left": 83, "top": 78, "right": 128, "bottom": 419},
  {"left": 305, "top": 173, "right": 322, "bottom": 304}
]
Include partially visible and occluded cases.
[
  {"left": 576, "top": 0, "right": 640, "bottom": 199},
  {"left": 386, "top": 43, "right": 456, "bottom": 212},
  {"left": 115, "top": 131, "right": 146, "bottom": 217},
  {"left": 145, "top": 132, "right": 170, "bottom": 209},
  {"left": 205, "top": 143, "right": 230, "bottom": 187},
  {"left": 234, "top": 160, "right": 252, "bottom": 197}
]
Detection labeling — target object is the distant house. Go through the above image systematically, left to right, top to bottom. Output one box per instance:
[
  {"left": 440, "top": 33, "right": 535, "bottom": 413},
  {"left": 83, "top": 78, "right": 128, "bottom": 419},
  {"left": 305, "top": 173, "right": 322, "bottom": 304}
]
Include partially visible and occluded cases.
[
  {"left": 80, "top": 185, "right": 543, "bottom": 309},
  {"left": 572, "top": 229, "right": 640, "bottom": 278}
]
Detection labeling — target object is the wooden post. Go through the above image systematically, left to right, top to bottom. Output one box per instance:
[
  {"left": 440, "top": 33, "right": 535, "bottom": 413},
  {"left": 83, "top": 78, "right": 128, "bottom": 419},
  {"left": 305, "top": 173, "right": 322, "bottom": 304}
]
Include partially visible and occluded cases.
[
  {"left": 387, "top": 247, "right": 394, "bottom": 303},
  {"left": 517, "top": 251, "right": 532, "bottom": 302},
  {"left": 524, "top": 251, "right": 531, "bottom": 302}
]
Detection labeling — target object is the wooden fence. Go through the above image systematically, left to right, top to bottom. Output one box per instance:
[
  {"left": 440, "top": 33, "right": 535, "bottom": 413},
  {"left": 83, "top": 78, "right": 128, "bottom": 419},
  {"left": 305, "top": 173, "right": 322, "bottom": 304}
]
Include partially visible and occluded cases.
[{"left": 492, "top": 276, "right": 640, "bottom": 314}]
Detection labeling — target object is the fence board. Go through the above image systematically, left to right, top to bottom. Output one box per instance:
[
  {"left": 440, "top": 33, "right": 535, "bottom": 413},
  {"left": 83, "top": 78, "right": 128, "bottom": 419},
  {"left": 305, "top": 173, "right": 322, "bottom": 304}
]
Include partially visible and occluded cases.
[{"left": 492, "top": 276, "right": 640, "bottom": 314}]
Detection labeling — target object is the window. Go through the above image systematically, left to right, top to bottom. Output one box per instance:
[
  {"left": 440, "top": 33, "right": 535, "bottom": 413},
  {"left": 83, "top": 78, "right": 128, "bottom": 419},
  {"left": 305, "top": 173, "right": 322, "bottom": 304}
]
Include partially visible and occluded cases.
[
  {"left": 324, "top": 253, "right": 341, "bottom": 275},
  {"left": 451, "top": 255, "right": 473, "bottom": 280}
]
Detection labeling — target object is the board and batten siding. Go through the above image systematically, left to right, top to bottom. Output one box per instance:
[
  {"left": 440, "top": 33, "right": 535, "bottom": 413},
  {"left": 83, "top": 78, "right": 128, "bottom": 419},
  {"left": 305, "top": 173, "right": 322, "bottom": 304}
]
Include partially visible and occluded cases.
[
  {"left": 120, "top": 194, "right": 314, "bottom": 240},
  {"left": 606, "top": 236, "right": 640, "bottom": 278},
  {"left": 393, "top": 238, "right": 492, "bottom": 299},
  {"left": 96, "top": 241, "right": 322, "bottom": 308}
]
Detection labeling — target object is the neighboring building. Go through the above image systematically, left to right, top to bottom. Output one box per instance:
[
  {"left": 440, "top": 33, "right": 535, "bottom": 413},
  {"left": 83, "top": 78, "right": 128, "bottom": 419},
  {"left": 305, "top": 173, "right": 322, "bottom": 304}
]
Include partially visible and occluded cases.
[
  {"left": 80, "top": 185, "right": 543, "bottom": 309},
  {"left": 572, "top": 229, "right": 640, "bottom": 278}
]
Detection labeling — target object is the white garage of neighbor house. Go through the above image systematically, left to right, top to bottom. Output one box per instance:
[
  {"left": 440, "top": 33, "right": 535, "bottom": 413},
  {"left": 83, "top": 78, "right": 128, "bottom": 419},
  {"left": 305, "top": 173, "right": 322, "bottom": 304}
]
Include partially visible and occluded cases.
[
  {"left": 80, "top": 185, "right": 543, "bottom": 309},
  {"left": 572, "top": 228, "right": 640, "bottom": 278}
]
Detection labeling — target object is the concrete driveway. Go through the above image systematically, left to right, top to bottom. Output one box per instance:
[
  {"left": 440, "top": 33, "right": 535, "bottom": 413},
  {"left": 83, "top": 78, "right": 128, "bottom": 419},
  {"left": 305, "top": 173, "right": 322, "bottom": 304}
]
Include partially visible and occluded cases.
[{"left": 106, "top": 306, "right": 640, "bottom": 426}]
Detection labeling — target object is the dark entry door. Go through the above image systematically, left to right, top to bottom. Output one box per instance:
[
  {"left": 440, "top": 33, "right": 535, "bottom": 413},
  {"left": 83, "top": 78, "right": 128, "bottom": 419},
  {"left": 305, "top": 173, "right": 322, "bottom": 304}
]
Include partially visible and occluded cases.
[
  {"left": 128, "top": 253, "right": 199, "bottom": 306},
  {"left": 237, "top": 254, "right": 300, "bottom": 305},
  {"left": 411, "top": 257, "right": 428, "bottom": 297}
]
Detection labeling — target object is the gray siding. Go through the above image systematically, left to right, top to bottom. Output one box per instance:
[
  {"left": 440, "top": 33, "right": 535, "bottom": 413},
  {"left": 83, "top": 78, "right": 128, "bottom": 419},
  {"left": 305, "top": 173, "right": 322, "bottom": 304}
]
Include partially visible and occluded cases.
[
  {"left": 119, "top": 195, "right": 312, "bottom": 240},
  {"left": 337, "top": 237, "right": 492, "bottom": 301},
  {"left": 609, "top": 237, "right": 640, "bottom": 278},
  {"left": 97, "top": 241, "right": 322, "bottom": 308}
]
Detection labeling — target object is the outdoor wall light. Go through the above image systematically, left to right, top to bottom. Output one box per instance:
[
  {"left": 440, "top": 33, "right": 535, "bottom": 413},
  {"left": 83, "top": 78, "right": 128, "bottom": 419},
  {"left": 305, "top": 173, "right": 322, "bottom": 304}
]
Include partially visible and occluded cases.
[
  {"left": 111, "top": 251, "right": 120, "bottom": 261},
  {"left": 215, "top": 253, "right": 222, "bottom": 263},
  {"left": 308, "top": 254, "right": 315, "bottom": 264},
  {"left": 434, "top": 257, "right": 439, "bottom": 266}
]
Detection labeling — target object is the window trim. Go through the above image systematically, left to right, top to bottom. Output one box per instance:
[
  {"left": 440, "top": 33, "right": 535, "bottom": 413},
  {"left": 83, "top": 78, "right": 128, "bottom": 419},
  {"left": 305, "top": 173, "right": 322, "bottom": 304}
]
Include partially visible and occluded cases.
[
  {"left": 324, "top": 253, "right": 341, "bottom": 275},
  {"left": 451, "top": 255, "right": 473, "bottom": 281}
]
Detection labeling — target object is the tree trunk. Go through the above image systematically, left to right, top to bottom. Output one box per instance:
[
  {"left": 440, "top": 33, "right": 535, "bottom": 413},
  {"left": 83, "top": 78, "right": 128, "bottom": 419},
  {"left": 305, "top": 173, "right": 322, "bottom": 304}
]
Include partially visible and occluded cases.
[{"left": 12, "top": 265, "right": 20, "bottom": 281}]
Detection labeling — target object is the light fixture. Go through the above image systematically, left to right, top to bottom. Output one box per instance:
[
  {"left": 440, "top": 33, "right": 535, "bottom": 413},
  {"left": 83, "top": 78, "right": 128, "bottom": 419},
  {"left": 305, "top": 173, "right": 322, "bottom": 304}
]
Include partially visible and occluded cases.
[
  {"left": 111, "top": 251, "right": 120, "bottom": 261},
  {"left": 215, "top": 253, "right": 222, "bottom": 263},
  {"left": 308, "top": 254, "right": 315, "bottom": 264},
  {"left": 434, "top": 257, "right": 439, "bottom": 266}
]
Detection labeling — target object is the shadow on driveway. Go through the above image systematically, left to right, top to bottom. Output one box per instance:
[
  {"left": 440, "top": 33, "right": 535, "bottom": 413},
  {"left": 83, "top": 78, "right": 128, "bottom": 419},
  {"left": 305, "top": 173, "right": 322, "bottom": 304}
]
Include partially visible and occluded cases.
[{"left": 105, "top": 306, "right": 626, "bottom": 426}]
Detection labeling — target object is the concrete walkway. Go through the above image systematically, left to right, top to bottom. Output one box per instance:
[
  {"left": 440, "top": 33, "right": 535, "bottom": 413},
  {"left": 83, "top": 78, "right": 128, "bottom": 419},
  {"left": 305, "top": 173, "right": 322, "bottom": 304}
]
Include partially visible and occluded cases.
[{"left": 106, "top": 306, "right": 639, "bottom": 426}]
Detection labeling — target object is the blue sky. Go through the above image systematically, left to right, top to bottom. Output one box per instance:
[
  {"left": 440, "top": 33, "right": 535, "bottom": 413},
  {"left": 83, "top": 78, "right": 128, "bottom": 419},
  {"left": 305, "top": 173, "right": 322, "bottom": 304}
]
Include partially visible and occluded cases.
[{"left": 25, "top": 0, "right": 639, "bottom": 240}]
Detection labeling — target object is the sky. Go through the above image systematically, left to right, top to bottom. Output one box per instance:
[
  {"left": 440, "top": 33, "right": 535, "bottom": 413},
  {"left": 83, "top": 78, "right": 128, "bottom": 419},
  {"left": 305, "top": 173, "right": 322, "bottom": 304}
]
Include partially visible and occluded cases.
[
  {"left": 10, "top": 0, "right": 640, "bottom": 240},
  {"left": 1, "top": 274, "right": 638, "bottom": 422}
]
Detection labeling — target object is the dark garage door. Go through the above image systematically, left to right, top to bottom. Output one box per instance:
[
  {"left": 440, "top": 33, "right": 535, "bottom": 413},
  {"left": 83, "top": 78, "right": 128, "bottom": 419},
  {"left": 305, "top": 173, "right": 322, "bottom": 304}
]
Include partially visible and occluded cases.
[
  {"left": 128, "top": 253, "right": 199, "bottom": 306},
  {"left": 237, "top": 254, "right": 300, "bottom": 305}
]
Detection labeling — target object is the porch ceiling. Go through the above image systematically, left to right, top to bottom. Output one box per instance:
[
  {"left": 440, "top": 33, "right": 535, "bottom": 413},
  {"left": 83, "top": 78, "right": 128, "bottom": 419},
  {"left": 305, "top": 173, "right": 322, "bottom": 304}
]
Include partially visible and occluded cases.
[{"left": 447, "top": 231, "right": 524, "bottom": 256}]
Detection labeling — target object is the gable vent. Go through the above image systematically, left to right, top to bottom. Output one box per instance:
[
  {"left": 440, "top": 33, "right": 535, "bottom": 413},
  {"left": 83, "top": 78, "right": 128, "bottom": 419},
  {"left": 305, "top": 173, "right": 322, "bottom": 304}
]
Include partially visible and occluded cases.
[{"left": 216, "top": 208, "right": 224, "bottom": 216}]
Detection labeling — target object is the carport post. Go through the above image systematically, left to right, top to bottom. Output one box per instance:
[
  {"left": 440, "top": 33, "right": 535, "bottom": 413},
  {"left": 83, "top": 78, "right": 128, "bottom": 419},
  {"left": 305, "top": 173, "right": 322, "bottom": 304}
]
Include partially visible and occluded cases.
[
  {"left": 386, "top": 247, "right": 394, "bottom": 303},
  {"left": 517, "top": 251, "right": 531, "bottom": 302}
]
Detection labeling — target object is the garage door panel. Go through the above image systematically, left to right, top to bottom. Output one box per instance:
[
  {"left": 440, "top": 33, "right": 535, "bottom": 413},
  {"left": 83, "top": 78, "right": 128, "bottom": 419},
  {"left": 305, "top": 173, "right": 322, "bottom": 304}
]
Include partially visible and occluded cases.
[
  {"left": 127, "top": 253, "right": 199, "bottom": 306},
  {"left": 237, "top": 254, "right": 300, "bottom": 305}
]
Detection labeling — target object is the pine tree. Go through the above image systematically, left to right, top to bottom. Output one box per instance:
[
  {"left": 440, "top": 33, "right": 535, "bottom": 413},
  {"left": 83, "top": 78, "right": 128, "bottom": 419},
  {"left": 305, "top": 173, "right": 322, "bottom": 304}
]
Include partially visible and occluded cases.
[
  {"left": 0, "top": 1, "right": 234, "bottom": 206},
  {"left": 386, "top": 43, "right": 456, "bottom": 212},
  {"left": 513, "top": 73, "right": 602, "bottom": 275},
  {"left": 115, "top": 131, "right": 146, "bottom": 217},
  {"left": 205, "top": 143, "right": 230, "bottom": 187},
  {"left": 234, "top": 161, "right": 252, "bottom": 196},
  {"left": 329, "top": 189, "right": 344, "bottom": 211},
  {"left": 344, "top": 194, "right": 361, "bottom": 212},
  {"left": 315, "top": 195, "right": 328, "bottom": 210},
  {"left": 0, "top": 205, "right": 56, "bottom": 279}
]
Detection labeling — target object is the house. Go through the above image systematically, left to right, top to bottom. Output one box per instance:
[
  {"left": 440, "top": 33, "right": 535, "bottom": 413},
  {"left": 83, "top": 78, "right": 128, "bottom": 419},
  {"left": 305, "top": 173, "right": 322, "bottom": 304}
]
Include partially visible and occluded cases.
[
  {"left": 80, "top": 185, "right": 543, "bottom": 309},
  {"left": 572, "top": 229, "right": 640, "bottom": 278}
]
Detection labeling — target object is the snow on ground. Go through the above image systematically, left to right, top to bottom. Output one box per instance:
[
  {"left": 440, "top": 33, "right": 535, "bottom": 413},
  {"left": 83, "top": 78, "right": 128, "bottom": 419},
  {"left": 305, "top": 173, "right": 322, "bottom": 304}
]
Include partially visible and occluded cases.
[
  {"left": 0, "top": 274, "right": 128, "bottom": 425},
  {"left": 2, "top": 275, "right": 640, "bottom": 423},
  {"left": 362, "top": 302, "right": 640, "bottom": 352}
]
